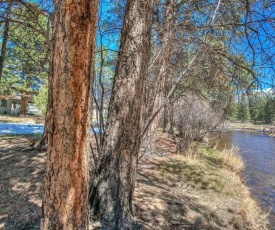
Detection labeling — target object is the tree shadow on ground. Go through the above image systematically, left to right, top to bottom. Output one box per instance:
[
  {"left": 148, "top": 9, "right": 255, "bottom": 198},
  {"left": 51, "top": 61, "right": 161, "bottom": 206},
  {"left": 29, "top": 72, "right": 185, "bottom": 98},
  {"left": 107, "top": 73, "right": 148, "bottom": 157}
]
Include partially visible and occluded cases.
[
  {"left": 134, "top": 133, "right": 246, "bottom": 230},
  {"left": 0, "top": 134, "right": 252, "bottom": 230},
  {"left": 0, "top": 136, "right": 46, "bottom": 230},
  {"left": 135, "top": 159, "right": 230, "bottom": 229}
]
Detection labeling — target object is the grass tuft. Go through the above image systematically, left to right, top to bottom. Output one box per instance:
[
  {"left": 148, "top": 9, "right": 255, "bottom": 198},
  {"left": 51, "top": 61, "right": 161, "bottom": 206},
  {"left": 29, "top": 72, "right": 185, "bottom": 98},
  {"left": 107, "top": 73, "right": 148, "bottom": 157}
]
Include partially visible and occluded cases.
[
  {"left": 220, "top": 146, "right": 244, "bottom": 174},
  {"left": 238, "top": 197, "right": 270, "bottom": 230}
]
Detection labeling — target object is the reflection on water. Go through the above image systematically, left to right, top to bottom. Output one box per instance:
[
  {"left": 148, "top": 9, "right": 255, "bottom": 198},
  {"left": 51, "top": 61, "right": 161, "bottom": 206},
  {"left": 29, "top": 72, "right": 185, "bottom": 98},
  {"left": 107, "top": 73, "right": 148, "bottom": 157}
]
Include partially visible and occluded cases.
[{"left": 217, "top": 130, "right": 275, "bottom": 227}]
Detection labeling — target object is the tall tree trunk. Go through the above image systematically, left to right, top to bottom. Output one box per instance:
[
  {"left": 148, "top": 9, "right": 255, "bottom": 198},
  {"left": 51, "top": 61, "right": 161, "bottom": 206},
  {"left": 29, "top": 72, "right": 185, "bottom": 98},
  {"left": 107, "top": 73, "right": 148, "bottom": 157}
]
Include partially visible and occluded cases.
[
  {"left": 40, "top": 0, "right": 98, "bottom": 229},
  {"left": 89, "top": 0, "right": 153, "bottom": 229},
  {"left": 143, "top": 0, "right": 175, "bottom": 153},
  {"left": 0, "top": 2, "right": 12, "bottom": 82},
  {"left": 36, "top": 15, "right": 54, "bottom": 152},
  {"left": 36, "top": 43, "right": 53, "bottom": 151},
  {"left": 35, "top": 68, "right": 52, "bottom": 151},
  {"left": 144, "top": 71, "right": 166, "bottom": 152},
  {"left": 163, "top": 77, "right": 174, "bottom": 135},
  {"left": 20, "top": 91, "right": 29, "bottom": 118},
  {"left": 165, "top": 96, "right": 174, "bottom": 135}
]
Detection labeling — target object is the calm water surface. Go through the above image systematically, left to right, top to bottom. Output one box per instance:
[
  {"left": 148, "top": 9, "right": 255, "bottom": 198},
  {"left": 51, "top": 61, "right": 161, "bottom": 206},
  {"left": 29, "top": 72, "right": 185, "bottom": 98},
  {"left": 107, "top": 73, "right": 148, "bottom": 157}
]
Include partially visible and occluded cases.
[{"left": 217, "top": 130, "right": 275, "bottom": 228}]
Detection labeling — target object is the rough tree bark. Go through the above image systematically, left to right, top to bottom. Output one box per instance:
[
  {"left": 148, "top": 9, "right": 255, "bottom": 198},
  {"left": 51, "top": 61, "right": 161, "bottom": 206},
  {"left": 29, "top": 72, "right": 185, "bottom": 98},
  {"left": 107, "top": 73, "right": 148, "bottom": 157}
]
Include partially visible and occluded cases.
[
  {"left": 40, "top": 0, "right": 98, "bottom": 229},
  {"left": 89, "top": 0, "right": 153, "bottom": 229},
  {"left": 143, "top": 0, "right": 175, "bottom": 153},
  {"left": 0, "top": 2, "right": 12, "bottom": 82},
  {"left": 163, "top": 76, "right": 174, "bottom": 135},
  {"left": 20, "top": 91, "right": 29, "bottom": 117}
]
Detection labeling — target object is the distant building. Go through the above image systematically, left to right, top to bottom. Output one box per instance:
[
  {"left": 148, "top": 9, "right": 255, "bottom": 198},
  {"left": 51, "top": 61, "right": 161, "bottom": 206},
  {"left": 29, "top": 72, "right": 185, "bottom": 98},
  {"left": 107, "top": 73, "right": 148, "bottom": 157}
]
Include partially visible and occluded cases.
[
  {"left": 0, "top": 94, "right": 40, "bottom": 115},
  {"left": 1, "top": 94, "right": 106, "bottom": 117},
  {"left": 0, "top": 95, "right": 20, "bottom": 115}
]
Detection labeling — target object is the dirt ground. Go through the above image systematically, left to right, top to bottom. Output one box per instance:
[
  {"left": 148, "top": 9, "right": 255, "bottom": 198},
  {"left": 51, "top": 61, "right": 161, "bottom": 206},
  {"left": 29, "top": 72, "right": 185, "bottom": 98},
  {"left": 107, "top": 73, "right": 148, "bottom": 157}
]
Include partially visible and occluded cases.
[
  {"left": 135, "top": 133, "right": 264, "bottom": 230},
  {"left": 0, "top": 134, "right": 269, "bottom": 230},
  {"left": 0, "top": 136, "right": 45, "bottom": 229}
]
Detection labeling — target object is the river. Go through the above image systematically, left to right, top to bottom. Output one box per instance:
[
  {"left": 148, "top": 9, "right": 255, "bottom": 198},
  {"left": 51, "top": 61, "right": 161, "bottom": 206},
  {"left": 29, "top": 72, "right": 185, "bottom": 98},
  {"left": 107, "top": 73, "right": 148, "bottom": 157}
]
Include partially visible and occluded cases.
[{"left": 217, "top": 129, "right": 275, "bottom": 228}]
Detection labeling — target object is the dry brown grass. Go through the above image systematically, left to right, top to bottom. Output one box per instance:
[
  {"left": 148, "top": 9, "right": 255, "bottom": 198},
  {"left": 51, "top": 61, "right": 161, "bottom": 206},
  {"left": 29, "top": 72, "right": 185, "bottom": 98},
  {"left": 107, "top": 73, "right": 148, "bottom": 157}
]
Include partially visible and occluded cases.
[
  {"left": 135, "top": 135, "right": 270, "bottom": 229},
  {"left": 202, "top": 144, "right": 269, "bottom": 230},
  {"left": 220, "top": 146, "right": 244, "bottom": 174},
  {"left": 217, "top": 168, "right": 269, "bottom": 230},
  {"left": 238, "top": 197, "right": 270, "bottom": 230}
]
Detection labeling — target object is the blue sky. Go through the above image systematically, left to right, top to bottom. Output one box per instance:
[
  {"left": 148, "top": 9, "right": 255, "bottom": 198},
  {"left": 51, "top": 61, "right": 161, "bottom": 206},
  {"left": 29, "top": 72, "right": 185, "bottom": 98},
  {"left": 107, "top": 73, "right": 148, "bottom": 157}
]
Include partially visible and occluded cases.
[
  {"left": 96, "top": 0, "right": 124, "bottom": 52},
  {"left": 230, "top": 1, "right": 275, "bottom": 89}
]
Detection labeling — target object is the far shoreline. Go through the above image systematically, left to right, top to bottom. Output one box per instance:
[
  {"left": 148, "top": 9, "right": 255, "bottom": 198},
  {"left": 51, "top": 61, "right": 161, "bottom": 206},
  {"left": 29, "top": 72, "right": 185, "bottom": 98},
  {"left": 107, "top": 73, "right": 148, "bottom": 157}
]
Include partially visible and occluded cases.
[{"left": 225, "top": 121, "right": 275, "bottom": 137}]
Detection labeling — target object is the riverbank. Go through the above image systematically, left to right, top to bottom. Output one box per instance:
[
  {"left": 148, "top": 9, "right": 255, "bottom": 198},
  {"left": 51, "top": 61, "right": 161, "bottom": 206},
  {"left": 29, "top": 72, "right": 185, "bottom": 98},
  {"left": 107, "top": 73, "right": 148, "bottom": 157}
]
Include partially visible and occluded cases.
[
  {"left": 227, "top": 122, "right": 275, "bottom": 136},
  {"left": 213, "top": 129, "right": 275, "bottom": 228},
  {"left": 135, "top": 133, "right": 269, "bottom": 229},
  {"left": 0, "top": 134, "right": 269, "bottom": 229}
]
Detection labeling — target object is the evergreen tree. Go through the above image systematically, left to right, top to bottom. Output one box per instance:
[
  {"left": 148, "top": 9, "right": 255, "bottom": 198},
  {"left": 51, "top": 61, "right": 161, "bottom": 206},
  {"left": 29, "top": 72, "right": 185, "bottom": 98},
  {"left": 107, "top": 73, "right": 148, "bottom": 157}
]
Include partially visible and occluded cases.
[
  {"left": 40, "top": 0, "right": 99, "bottom": 228},
  {"left": 0, "top": 3, "right": 49, "bottom": 116},
  {"left": 33, "top": 84, "right": 48, "bottom": 115},
  {"left": 238, "top": 94, "right": 250, "bottom": 122},
  {"left": 264, "top": 96, "right": 275, "bottom": 123},
  {"left": 228, "top": 102, "right": 239, "bottom": 121}
]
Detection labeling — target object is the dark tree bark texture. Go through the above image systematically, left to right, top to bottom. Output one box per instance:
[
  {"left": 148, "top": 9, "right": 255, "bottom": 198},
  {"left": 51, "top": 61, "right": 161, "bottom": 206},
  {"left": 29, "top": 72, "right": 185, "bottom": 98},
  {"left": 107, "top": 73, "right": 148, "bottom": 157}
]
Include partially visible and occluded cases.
[
  {"left": 40, "top": 0, "right": 98, "bottom": 229},
  {"left": 89, "top": 0, "right": 153, "bottom": 229},
  {"left": 0, "top": 2, "right": 12, "bottom": 82}
]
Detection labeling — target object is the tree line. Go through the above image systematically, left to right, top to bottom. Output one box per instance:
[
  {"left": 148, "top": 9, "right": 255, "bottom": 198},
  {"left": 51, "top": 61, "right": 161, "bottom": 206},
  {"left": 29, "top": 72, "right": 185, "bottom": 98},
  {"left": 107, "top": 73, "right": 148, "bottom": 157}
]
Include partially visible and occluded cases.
[
  {"left": 1, "top": 0, "right": 275, "bottom": 229},
  {"left": 229, "top": 90, "right": 275, "bottom": 123}
]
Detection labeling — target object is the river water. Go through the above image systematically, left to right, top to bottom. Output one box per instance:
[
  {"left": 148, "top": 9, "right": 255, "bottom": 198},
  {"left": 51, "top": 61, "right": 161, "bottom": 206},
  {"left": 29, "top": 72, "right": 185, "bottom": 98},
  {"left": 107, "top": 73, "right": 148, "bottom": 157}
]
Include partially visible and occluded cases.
[{"left": 217, "top": 130, "right": 275, "bottom": 228}]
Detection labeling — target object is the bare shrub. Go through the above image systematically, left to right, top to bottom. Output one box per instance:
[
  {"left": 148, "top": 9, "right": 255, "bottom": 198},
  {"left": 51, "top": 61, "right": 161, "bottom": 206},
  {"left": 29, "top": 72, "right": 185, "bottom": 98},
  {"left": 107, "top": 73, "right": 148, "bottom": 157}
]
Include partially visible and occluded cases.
[{"left": 174, "top": 94, "right": 223, "bottom": 153}]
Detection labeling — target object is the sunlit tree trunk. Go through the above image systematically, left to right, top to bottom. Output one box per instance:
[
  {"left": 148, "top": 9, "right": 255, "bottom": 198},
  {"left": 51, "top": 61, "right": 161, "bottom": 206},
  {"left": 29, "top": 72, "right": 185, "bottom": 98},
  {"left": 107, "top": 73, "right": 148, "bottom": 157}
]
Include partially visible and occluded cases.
[
  {"left": 40, "top": 0, "right": 98, "bottom": 229},
  {"left": 89, "top": 0, "right": 153, "bottom": 228}
]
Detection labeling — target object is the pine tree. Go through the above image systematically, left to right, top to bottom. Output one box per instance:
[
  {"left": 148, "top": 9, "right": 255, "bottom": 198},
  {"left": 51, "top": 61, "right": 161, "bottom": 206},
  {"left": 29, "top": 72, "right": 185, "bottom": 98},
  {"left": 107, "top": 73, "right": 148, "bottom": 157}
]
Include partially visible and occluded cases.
[{"left": 40, "top": 0, "right": 99, "bottom": 228}]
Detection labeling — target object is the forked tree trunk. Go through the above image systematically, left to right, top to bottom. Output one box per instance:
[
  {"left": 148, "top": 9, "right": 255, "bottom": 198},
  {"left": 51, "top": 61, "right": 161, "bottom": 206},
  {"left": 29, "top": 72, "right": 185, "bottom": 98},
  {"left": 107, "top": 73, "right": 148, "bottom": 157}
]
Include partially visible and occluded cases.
[
  {"left": 40, "top": 0, "right": 98, "bottom": 229},
  {"left": 89, "top": 0, "right": 153, "bottom": 229},
  {"left": 20, "top": 91, "right": 29, "bottom": 118}
]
